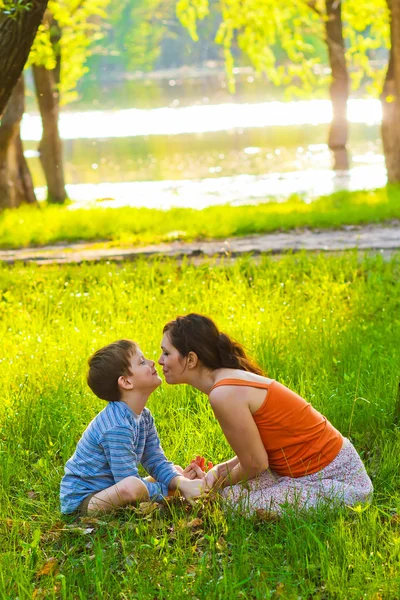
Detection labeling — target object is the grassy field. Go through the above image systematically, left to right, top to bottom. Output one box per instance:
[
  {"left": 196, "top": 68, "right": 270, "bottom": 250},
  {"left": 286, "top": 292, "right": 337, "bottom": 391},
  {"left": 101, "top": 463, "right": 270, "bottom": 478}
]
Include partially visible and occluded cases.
[
  {"left": 1, "top": 186, "right": 400, "bottom": 249},
  {"left": 0, "top": 252, "right": 400, "bottom": 598}
]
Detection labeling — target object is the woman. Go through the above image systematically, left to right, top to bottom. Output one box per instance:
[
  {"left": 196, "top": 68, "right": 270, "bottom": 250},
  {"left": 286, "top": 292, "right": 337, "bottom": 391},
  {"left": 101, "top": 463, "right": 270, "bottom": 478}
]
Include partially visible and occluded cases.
[{"left": 158, "top": 313, "right": 373, "bottom": 515}]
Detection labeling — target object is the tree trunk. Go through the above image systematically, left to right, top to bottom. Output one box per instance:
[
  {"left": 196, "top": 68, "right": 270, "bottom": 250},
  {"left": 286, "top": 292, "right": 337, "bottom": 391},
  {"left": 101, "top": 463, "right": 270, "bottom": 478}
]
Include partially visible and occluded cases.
[
  {"left": 0, "top": 0, "right": 49, "bottom": 117},
  {"left": 325, "top": 0, "right": 350, "bottom": 171},
  {"left": 381, "top": 0, "right": 400, "bottom": 183},
  {"left": 381, "top": 48, "right": 398, "bottom": 181},
  {"left": 32, "top": 63, "right": 66, "bottom": 204},
  {"left": 0, "top": 77, "right": 37, "bottom": 209},
  {"left": 13, "top": 134, "right": 37, "bottom": 205}
]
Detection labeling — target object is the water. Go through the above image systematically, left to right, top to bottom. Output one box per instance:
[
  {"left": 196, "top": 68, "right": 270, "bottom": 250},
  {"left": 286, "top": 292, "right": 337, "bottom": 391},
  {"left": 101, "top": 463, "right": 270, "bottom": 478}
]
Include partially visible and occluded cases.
[
  {"left": 23, "top": 74, "right": 386, "bottom": 209},
  {"left": 21, "top": 99, "right": 381, "bottom": 140},
  {"left": 44, "top": 166, "right": 384, "bottom": 212}
]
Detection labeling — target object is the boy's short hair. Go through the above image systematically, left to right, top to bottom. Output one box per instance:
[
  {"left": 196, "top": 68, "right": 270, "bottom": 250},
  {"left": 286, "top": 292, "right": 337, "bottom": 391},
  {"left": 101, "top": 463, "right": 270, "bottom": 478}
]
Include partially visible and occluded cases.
[{"left": 87, "top": 339, "right": 138, "bottom": 402}]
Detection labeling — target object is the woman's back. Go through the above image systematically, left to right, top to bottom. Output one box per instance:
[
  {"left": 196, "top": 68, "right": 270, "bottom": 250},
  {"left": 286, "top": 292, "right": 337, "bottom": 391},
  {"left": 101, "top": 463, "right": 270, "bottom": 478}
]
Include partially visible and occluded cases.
[{"left": 210, "top": 375, "right": 343, "bottom": 478}]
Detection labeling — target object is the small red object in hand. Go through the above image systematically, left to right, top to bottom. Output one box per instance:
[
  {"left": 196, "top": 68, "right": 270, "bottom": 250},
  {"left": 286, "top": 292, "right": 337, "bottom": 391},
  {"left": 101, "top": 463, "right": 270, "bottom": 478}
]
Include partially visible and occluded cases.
[{"left": 193, "top": 455, "right": 213, "bottom": 472}]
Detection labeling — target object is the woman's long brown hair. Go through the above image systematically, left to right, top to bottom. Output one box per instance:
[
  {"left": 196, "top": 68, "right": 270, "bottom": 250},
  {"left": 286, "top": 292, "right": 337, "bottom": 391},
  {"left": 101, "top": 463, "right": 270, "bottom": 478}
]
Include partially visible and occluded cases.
[{"left": 163, "top": 313, "right": 264, "bottom": 375}]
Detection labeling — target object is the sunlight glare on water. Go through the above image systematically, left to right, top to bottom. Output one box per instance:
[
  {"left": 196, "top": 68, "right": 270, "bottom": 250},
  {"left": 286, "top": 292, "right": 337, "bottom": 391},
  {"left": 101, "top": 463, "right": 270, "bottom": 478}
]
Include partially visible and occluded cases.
[
  {"left": 22, "top": 99, "right": 382, "bottom": 141},
  {"left": 34, "top": 163, "right": 387, "bottom": 210}
]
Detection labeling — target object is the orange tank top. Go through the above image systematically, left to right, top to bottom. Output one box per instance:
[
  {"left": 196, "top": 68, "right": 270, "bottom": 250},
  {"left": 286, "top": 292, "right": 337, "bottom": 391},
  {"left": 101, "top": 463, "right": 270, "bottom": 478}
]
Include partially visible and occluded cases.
[{"left": 210, "top": 378, "right": 343, "bottom": 478}]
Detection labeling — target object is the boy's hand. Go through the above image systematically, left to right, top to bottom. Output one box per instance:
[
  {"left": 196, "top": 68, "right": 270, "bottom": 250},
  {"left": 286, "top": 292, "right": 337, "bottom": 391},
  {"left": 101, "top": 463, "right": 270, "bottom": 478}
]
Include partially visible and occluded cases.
[
  {"left": 183, "top": 455, "right": 214, "bottom": 480},
  {"left": 194, "top": 455, "right": 214, "bottom": 472},
  {"left": 182, "top": 462, "right": 205, "bottom": 479},
  {"left": 178, "top": 477, "right": 208, "bottom": 505}
]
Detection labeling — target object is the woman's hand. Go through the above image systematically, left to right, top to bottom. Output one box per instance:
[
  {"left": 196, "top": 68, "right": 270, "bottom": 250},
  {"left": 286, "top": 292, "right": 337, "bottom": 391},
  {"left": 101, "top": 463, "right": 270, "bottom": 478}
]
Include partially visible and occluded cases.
[
  {"left": 204, "top": 464, "right": 229, "bottom": 491},
  {"left": 204, "top": 467, "right": 219, "bottom": 489}
]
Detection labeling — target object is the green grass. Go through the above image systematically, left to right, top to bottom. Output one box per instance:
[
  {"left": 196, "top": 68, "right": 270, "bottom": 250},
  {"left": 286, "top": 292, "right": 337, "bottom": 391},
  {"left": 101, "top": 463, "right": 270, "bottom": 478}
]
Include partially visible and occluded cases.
[
  {"left": 1, "top": 186, "right": 400, "bottom": 249},
  {"left": 0, "top": 252, "right": 400, "bottom": 598}
]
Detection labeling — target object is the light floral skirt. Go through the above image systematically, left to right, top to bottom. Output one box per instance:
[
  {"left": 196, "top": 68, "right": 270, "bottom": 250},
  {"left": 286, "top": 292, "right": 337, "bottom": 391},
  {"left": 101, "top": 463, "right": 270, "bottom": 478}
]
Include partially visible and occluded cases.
[{"left": 220, "top": 438, "right": 373, "bottom": 515}]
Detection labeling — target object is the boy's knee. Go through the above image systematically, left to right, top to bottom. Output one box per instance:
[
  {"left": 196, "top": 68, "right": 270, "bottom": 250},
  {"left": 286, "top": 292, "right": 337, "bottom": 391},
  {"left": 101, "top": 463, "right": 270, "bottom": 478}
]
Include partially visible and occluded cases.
[{"left": 119, "top": 476, "right": 149, "bottom": 503}]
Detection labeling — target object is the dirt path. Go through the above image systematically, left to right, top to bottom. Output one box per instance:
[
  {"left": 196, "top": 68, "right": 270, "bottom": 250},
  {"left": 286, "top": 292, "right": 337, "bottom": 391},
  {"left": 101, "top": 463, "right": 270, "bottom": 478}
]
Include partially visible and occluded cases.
[{"left": 0, "top": 223, "right": 399, "bottom": 265}]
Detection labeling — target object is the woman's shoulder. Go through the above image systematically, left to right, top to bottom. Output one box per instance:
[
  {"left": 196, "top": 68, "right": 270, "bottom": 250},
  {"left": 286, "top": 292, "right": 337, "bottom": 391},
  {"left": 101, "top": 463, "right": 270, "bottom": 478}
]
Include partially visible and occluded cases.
[
  {"left": 212, "top": 369, "right": 274, "bottom": 388},
  {"left": 209, "top": 371, "right": 274, "bottom": 406}
]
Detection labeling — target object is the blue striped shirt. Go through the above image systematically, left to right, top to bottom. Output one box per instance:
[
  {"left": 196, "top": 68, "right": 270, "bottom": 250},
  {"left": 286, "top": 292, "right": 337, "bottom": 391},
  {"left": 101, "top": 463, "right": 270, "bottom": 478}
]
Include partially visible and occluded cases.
[{"left": 60, "top": 401, "right": 179, "bottom": 514}]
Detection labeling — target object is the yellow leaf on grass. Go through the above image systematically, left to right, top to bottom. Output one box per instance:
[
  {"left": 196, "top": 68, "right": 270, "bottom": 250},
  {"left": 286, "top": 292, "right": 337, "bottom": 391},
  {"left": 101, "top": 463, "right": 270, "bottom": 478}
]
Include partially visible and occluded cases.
[
  {"left": 137, "top": 502, "right": 160, "bottom": 515},
  {"left": 255, "top": 508, "right": 279, "bottom": 522},
  {"left": 390, "top": 514, "right": 400, "bottom": 525},
  {"left": 79, "top": 517, "right": 105, "bottom": 525},
  {"left": 186, "top": 518, "right": 203, "bottom": 528},
  {"left": 36, "top": 557, "right": 58, "bottom": 577},
  {"left": 273, "top": 582, "right": 285, "bottom": 597}
]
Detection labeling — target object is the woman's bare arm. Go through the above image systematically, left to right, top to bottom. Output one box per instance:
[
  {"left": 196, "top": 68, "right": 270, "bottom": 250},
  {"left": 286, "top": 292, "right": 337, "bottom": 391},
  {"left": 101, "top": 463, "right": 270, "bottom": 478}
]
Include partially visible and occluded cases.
[{"left": 207, "top": 387, "right": 269, "bottom": 488}]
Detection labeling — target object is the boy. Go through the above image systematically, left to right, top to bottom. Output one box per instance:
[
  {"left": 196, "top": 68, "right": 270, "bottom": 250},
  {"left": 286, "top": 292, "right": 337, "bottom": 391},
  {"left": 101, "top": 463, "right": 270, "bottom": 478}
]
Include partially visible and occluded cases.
[{"left": 60, "top": 339, "right": 205, "bottom": 515}]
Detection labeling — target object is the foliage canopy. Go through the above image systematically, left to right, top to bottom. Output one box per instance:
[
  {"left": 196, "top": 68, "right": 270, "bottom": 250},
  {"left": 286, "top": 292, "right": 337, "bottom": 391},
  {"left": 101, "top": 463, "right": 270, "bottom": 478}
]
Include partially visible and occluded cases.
[
  {"left": 27, "top": 0, "right": 109, "bottom": 104},
  {"left": 177, "top": 0, "right": 390, "bottom": 97}
]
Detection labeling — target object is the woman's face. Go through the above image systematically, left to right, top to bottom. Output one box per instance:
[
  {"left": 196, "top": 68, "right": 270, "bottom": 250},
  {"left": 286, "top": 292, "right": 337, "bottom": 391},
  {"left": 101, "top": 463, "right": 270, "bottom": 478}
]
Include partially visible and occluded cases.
[{"left": 158, "top": 333, "right": 187, "bottom": 384}]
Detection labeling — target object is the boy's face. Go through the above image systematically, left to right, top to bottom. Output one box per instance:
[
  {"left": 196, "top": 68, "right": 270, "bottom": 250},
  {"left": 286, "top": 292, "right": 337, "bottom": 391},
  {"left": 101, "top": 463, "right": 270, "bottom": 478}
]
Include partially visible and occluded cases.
[{"left": 124, "top": 347, "right": 162, "bottom": 392}]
